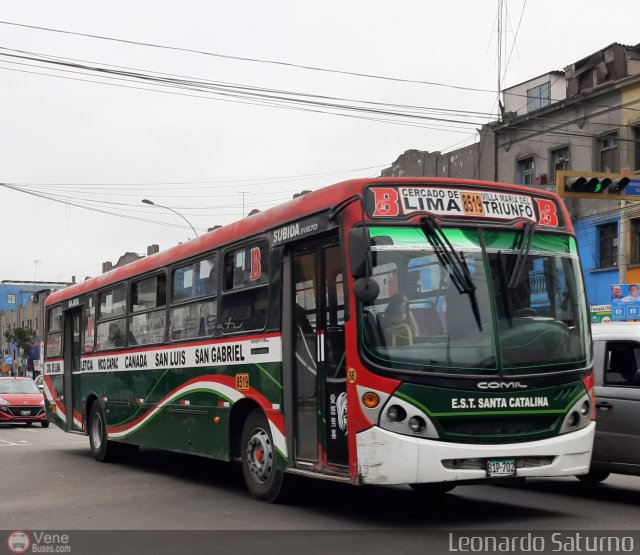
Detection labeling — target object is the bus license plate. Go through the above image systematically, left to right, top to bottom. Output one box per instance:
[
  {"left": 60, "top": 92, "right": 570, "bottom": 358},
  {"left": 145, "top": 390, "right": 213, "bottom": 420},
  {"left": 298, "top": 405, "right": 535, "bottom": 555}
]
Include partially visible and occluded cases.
[{"left": 486, "top": 459, "right": 516, "bottom": 477}]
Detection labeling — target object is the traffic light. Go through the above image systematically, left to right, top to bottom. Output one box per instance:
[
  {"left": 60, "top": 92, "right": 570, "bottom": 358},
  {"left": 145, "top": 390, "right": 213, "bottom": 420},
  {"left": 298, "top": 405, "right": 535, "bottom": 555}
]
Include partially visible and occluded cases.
[
  {"left": 557, "top": 170, "right": 632, "bottom": 199},
  {"left": 609, "top": 177, "right": 631, "bottom": 194}
]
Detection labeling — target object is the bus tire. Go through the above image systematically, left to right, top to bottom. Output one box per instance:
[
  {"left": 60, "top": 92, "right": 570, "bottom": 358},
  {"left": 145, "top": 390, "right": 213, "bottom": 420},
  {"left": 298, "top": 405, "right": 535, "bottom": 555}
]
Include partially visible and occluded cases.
[
  {"left": 88, "top": 400, "right": 120, "bottom": 463},
  {"left": 241, "top": 409, "right": 286, "bottom": 502},
  {"left": 576, "top": 469, "right": 609, "bottom": 485},
  {"left": 410, "top": 482, "right": 456, "bottom": 495}
]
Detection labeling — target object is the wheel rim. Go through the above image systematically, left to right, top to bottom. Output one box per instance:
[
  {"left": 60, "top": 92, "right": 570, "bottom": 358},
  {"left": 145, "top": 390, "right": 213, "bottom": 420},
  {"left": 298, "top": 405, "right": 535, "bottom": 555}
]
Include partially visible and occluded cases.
[
  {"left": 91, "top": 412, "right": 103, "bottom": 450},
  {"left": 245, "top": 426, "right": 273, "bottom": 484}
]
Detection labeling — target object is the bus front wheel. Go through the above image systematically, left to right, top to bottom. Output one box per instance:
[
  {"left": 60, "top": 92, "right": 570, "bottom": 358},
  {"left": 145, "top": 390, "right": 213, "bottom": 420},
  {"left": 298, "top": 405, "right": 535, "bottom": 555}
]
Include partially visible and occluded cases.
[
  {"left": 241, "top": 409, "right": 286, "bottom": 502},
  {"left": 576, "top": 469, "right": 610, "bottom": 485}
]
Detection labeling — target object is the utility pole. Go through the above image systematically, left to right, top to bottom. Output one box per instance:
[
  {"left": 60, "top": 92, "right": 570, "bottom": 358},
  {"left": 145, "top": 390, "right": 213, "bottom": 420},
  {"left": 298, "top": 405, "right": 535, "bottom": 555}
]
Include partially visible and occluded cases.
[{"left": 33, "top": 260, "right": 41, "bottom": 285}]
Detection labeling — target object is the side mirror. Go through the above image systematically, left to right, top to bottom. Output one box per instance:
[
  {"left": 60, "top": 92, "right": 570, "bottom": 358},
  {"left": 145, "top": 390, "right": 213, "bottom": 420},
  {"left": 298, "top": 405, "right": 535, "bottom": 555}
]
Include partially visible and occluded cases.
[
  {"left": 348, "top": 227, "right": 371, "bottom": 278},
  {"left": 353, "top": 277, "right": 380, "bottom": 303}
]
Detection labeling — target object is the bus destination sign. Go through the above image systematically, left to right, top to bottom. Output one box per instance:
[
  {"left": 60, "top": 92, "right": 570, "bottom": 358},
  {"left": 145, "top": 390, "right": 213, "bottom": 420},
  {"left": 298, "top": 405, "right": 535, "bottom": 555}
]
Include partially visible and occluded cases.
[{"left": 366, "top": 185, "right": 562, "bottom": 228}]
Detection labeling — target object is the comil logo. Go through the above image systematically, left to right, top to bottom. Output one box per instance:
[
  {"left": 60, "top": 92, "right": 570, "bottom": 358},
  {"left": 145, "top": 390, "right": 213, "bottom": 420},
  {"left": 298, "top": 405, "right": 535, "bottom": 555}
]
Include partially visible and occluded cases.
[
  {"left": 477, "top": 381, "right": 528, "bottom": 390},
  {"left": 7, "top": 531, "right": 30, "bottom": 554}
]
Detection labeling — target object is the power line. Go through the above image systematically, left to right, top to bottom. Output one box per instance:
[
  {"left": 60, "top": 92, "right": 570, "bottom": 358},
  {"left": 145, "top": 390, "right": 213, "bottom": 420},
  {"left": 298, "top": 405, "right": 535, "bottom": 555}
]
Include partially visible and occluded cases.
[
  {"left": 0, "top": 20, "right": 498, "bottom": 94},
  {"left": 2, "top": 23, "right": 637, "bottom": 124},
  {"left": 10, "top": 43, "right": 640, "bottom": 147},
  {"left": 8, "top": 45, "right": 640, "bottom": 146},
  {"left": 1, "top": 46, "right": 497, "bottom": 118},
  {"left": 0, "top": 48, "right": 495, "bottom": 119},
  {"left": 0, "top": 51, "right": 490, "bottom": 129},
  {"left": 0, "top": 63, "right": 484, "bottom": 135},
  {"left": 6, "top": 163, "right": 388, "bottom": 188},
  {"left": 0, "top": 183, "right": 207, "bottom": 231},
  {"left": 4, "top": 185, "right": 294, "bottom": 212}
]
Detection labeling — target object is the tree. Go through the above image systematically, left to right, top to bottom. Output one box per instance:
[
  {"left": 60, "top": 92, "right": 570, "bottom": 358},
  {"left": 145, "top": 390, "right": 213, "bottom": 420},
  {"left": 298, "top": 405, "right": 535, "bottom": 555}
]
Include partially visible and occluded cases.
[{"left": 4, "top": 326, "right": 36, "bottom": 362}]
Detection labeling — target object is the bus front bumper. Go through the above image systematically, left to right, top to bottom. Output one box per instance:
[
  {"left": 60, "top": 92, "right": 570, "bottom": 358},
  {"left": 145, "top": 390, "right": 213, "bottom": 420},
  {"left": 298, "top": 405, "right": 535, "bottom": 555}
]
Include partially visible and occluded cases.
[{"left": 356, "top": 422, "right": 595, "bottom": 485}]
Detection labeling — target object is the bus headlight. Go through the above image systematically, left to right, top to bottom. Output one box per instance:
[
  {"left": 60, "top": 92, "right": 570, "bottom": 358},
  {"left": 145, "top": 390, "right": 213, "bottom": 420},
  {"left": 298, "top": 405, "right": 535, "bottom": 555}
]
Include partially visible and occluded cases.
[
  {"left": 559, "top": 394, "right": 592, "bottom": 434},
  {"left": 379, "top": 396, "right": 439, "bottom": 439},
  {"left": 386, "top": 405, "right": 407, "bottom": 422},
  {"left": 408, "top": 416, "right": 426, "bottom": 433}
]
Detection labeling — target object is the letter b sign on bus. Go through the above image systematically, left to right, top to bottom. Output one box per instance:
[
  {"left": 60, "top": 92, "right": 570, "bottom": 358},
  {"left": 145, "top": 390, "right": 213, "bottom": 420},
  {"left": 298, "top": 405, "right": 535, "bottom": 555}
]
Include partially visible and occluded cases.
[{"left": 556, "top": 170, "right": 632, "bottom": 199}]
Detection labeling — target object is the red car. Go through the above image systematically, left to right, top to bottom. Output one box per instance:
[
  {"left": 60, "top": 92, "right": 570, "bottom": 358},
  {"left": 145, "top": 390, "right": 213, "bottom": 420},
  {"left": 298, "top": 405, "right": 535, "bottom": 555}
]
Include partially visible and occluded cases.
[{"left": 0, "top": 377, "right": 49, "bottom": 427}]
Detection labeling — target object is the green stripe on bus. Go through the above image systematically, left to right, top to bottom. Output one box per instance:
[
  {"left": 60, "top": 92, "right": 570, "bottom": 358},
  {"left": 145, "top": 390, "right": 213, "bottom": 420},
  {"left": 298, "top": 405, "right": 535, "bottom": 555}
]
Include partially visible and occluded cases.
[
  {"left": 255, "top": 363, "right": 282, "bottom": 389},
  {"left": 111, "top": 368, "right": 171, "bottom": 426},
  {"left": 113, "top": 388, "right": 235, "bottom": 438}
]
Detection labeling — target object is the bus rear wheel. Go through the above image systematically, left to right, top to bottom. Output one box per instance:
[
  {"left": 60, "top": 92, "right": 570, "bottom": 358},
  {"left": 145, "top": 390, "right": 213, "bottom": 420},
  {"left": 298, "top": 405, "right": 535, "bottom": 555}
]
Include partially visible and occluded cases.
[
  {"left": 88, "top": 400, "right": 128, "bottom": 462},
  {"left": 241, "top": 409, "right": 286, "bottom": 502},
  {"left": 410, "top": 482, "right": 456, "bottom": 495}
]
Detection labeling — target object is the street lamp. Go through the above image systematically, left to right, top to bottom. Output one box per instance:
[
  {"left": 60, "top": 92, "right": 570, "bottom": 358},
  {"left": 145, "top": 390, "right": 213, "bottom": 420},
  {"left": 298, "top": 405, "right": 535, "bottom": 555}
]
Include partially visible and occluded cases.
[{"left": 141, "top": 199, "right": 199, "bottom": 237}]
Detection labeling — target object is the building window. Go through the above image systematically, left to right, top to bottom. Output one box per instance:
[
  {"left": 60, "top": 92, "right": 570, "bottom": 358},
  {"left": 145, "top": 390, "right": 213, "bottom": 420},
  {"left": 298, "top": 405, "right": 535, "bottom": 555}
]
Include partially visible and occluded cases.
[
  {"left": 527, "top": 82, "right": 550, "bottom": 112},
  {"left": 596, "top": 133, "right": 619, "bottom": 173},
  {"left": 549, "top": 146, "right": 570, "bottom": 181},
  {"left": 517, "top": 156, "right": 535, "bottom": 185},
  {"left": 599, "top": 222, "right": 618, "bottom": 268},
  {"left": 7, "top": 294, "right": 16, "bottom": 304}
]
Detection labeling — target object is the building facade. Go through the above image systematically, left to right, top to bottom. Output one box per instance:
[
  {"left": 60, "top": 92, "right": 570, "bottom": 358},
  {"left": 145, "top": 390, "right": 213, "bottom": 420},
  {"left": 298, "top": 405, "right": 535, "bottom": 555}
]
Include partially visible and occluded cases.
[{"left": 0, "top": 282, "right": 69, "bottom": 376}]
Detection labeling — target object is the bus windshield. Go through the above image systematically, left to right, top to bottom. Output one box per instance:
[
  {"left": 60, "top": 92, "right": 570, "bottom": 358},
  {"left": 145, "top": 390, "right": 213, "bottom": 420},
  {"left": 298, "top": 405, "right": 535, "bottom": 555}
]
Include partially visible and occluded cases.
[{"left": 360, "top": 226, "right": 590, "bottom": 376}]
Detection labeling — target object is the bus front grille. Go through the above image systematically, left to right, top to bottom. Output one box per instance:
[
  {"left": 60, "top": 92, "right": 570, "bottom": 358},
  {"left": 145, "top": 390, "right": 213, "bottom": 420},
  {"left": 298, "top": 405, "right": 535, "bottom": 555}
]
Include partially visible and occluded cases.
[{"left": 437, "top": 415, "right": 559, "bottom": 443}]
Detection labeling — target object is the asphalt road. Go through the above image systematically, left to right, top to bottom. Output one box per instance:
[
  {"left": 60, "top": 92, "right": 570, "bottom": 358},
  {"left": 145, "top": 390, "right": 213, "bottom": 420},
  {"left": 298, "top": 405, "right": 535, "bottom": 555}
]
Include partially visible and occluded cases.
[{"left": 2, "top": 424, "right": 640, "bottom": 554}]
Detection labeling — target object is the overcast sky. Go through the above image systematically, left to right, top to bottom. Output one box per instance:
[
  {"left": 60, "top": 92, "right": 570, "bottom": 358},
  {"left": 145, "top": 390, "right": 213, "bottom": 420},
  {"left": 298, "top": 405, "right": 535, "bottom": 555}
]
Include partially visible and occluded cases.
[{"left": 2, "top": 0, "right": 639, "bottom": 283}]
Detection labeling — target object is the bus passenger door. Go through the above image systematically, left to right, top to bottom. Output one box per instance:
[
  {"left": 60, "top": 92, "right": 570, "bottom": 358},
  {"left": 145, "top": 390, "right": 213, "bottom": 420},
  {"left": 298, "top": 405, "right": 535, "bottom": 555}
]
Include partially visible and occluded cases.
[
  {"left": 290, "top": 239, "right": 347, "bottom": 473},
  {"left": 321, "top": 244, "right": 348, "bottom": 469},
  {"left": 62, "top": 308, "right": 82, "bottom": 432}
]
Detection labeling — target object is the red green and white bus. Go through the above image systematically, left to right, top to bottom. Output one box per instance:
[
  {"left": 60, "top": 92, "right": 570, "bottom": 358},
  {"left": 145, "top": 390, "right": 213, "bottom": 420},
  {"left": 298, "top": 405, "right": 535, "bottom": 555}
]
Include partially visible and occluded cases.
[{"left": 44, "top": 177, "right": 594, "bottom": 501}]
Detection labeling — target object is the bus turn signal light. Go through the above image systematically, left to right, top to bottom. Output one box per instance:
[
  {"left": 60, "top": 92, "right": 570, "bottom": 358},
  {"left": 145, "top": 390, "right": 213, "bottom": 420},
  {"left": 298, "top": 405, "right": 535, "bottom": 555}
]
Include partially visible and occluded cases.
[{"left": 362, "top": 391, "right": 380, "bottom": 408}]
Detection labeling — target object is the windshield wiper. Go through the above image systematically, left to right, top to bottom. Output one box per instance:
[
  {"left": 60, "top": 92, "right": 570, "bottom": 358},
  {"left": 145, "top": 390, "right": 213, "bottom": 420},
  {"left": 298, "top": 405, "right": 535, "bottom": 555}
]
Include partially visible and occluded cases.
[
  {"left": 421, "top": 216, "right": 482, "bottom": 331},
  {"left": 508, "top": 222, "right": 534, "bottom": 288},
  {"left": 496, "top": 251, "right": 513, "bottom": 327}
]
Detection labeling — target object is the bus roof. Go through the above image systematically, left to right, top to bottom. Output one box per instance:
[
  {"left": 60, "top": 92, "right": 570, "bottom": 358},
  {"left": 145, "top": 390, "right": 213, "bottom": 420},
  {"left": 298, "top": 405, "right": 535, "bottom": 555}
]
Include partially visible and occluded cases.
[{"left": 46, "top": 177, "right": 570, "bottom": 305}]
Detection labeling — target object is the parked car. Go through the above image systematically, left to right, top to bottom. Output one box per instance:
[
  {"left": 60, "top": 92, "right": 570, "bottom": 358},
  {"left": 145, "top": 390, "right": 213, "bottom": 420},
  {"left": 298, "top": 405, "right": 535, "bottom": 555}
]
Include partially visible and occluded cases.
[
  {"left": 582, "top": 323, "right": 640, "bottom": 483},
  {"left": 0, "top": 377, "right": 49, "bottom": 427}
]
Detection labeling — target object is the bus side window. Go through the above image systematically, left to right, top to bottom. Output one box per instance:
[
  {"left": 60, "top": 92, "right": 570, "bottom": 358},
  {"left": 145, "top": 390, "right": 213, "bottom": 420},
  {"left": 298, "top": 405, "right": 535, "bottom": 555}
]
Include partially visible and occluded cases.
[
  {"left": 220, "top": 242, "right": 269, "bottom": 333},
  {"left": 224, "top": 243, "right": 269, "bottom": 290},
  {"left": 170, "top": 254, "right": 218, "bottom": 341},
  {"left": 129, "top": 274, "right": 167, "bottom": 346},
  {"left": 96, "top": 284, "right": 127, "bottom": 351},
  {"left": 83, "top": 296, "right": 96, "bottom": 353},
  {"left": 46, "top": 305, "right": 63, "bottom": 358}
]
